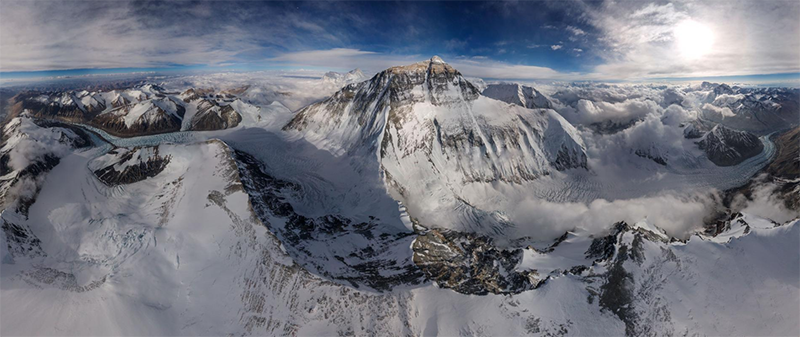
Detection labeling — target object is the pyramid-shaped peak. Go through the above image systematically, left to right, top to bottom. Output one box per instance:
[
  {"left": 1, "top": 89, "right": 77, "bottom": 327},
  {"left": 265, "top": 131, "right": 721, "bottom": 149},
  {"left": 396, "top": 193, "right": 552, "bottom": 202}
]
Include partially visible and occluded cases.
[{"left": 430, "top": 55, "right": 446, "bottom": 64}]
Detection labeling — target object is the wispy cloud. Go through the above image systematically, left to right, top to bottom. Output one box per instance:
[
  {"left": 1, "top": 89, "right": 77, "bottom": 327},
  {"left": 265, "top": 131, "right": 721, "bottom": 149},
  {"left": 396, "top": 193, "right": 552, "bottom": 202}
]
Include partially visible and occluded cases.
[
  {"left": 551, "top": 45, "right": 563, "bottom": 51},
  {"left": 266, "top": 48, "right": 570, "bottom": 80}
]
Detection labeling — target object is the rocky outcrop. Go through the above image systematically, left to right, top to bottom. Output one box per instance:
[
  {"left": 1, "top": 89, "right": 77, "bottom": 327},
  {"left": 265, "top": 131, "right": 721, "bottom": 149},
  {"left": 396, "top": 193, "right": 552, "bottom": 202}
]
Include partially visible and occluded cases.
[
  {"left": 191, "top": 102, "right": 242, "bottom": 131},
  {"left": 697, "top": 124, "right": 763, "bottom": 166},
  {"left": 91, "top": 147, "right": 172, "bottom": 186},
  {"left": 231, "top": 150, "right": 425, "bottom": 292},
  {"left": 412, "top": 229, "right": 545, "bottom": 295}
]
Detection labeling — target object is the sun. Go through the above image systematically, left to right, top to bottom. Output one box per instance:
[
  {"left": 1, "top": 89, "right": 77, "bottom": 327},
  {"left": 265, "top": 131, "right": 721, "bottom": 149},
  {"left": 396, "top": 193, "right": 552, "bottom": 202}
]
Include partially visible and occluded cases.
[{"left": 674, "top": 20, "right": 715, "bottom": 59}]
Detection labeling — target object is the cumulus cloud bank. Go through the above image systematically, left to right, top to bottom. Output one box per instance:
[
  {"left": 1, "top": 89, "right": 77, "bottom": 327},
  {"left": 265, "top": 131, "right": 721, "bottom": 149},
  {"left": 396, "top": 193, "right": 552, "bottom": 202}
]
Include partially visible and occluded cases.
[{"left": 509, "top": 192, "right": 717, "bottom": 239}]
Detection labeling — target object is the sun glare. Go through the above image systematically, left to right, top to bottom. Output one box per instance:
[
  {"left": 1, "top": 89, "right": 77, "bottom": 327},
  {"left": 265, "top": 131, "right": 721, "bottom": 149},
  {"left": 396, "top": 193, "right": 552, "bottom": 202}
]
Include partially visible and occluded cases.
[{"left": 674, "top": 20, "right": 715, "bottom": 59}]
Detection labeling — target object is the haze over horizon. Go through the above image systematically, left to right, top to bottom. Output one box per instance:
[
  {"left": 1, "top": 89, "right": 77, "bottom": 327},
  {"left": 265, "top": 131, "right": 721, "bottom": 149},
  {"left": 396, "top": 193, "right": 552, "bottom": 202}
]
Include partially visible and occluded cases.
[{"left": 1, "top": 0, "right": 799, "bottom": 83}]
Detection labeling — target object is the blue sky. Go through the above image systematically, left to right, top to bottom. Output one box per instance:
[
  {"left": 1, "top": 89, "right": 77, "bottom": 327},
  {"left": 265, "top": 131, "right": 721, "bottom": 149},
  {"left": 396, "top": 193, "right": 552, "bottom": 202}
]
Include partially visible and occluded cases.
[{"left": 1, "top": 1, "right": 798, "bottom": 82}]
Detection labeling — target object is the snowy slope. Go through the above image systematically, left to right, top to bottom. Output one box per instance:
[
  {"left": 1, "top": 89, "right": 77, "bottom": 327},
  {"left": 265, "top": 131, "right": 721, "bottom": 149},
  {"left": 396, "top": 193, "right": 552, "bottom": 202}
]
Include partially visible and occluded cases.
[{"left": 1, "top": 135, "right": 795, "bottom": 335}]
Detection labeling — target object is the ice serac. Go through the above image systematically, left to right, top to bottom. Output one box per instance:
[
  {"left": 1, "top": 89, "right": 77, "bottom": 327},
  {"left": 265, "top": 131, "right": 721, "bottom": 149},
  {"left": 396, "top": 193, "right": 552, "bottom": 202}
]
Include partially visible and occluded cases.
[
  {"left": 284, "top": 56, "right": 587, "bottom": 233},
  {"left": 482, "top": 83, "right": 554, "bottom": 109},
  {"left": 697, "top": 124, "right": 764, "bottom": 166}
]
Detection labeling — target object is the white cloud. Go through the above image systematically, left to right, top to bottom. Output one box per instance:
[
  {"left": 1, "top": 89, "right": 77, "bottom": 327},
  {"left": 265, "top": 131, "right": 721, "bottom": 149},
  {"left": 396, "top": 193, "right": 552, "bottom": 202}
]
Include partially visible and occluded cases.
[
  {"left": 583, "top": 1, "right": 800, "bottom": 79},
  {"left": 566, "top": 25, "right": 586, "bottom": 36},
  {"left": 551, "top": 45, "right": 563, "bottom": 51},
  {"left": 700, "top": 103, "right": 735, "bottom": 118},
  {"left": 733, "top": 177, "right": 800, "bottom": 224},
  {"left": 509, "top": 192, "right": 716, "bottom": 239}
]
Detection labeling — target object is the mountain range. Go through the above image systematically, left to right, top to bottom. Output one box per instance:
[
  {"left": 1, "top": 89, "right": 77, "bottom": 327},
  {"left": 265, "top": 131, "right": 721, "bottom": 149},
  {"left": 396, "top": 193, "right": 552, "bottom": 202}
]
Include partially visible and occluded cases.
[{"left": 1, "top": 57, "right": 798, "bottom": 336}]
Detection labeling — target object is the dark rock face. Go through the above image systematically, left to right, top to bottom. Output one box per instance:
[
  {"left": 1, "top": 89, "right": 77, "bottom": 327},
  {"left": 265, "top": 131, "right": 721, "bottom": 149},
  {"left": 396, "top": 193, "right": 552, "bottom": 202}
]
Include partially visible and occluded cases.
[
  {"left": 191, "top": 102, "right": 242, "bottom": 131},
  {"left": 91, "top": 105, "right": 184, "bottom": 137},
  {"left": 589, "top": 118, "right": 641, "bottom": 135},
  {"left": 697, "top": 125, "right": 763, "bottom": 166},
  {"left": 767, "top": 127, "right": 800, "bottom": 180},
  {"left": 553, "top": 145, "right": 589, "bottom": 171},
  {"left": 92, "top": 147, "right": 171, "bottom": 186},
  {"left": 634, "top": 149, "right": 667, "bottom": 166},
  {"left": 231, "top": 150, "right": 425, "bottom": 292},
  {"left": 2, "top": 219, "right": 45, "bottom": 259},
  {"left": 586, "top": 221, "right": 672, "bottom": 337},
  {"left": 585, "top": 223, "right": 624, "bottom": 263},
  {"left": 412, "top": 229, "right": 545, "bottom": 295},
  {"left": 599, "top": 244, "right": 637, "bottom": 336}
]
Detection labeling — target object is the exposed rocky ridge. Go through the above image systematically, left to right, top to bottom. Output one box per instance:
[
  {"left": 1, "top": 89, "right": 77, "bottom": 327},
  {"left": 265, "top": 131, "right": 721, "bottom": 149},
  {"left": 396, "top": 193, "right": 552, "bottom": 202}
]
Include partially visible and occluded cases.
[
  {"left": 190, "top": 101, "right": 242, "bottom": 131},
  {"left": 697, "top": 124, "right": 764, "bottom": 166},
  {"left": 91, "top": 147, "right": 172, "bottom": 186},
  {"left": 634, "top": 147, "right": 668, "bottom": 166},
  {"left": 231, "top": 149, "right": 425, "bottom": 291},
  {"left": 412, "top": 228, "right": 545, "bottom": 295}
]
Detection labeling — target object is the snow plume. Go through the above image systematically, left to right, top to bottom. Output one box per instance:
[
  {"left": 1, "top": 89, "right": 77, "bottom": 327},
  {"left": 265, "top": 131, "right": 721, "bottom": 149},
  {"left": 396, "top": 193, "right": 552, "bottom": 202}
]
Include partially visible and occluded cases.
[
  {"left": 546, "top": 84, "right": 702, "bottom": 168},
  {"left": 732, "top": 176, "right": 800, "bottom": 224},
  {"left": 509, "top": 191, "right": 717, "bottom": 240}
]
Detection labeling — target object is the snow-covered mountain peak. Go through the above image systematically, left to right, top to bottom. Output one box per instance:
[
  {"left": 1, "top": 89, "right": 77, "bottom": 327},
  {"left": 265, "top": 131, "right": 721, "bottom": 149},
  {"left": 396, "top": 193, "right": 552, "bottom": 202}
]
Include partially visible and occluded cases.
[
  {"left": 430, "top": 55, "right": 445, "bottom": 64},
  {"left": 285, "top": 57, "right": 587, "bottom": 234},
  {"left": 322, "top": 68, "right": 367, "bottom": 87}
]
